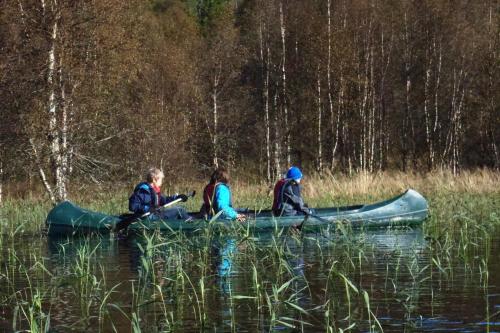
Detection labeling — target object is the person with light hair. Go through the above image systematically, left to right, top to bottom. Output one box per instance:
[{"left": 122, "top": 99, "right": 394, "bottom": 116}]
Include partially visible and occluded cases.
[{"left": 128, "top": 167, "right": 190, "bottom": 220}]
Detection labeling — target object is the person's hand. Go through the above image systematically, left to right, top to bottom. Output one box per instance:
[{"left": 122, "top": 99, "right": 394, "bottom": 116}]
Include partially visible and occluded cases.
[
  {"left": 177, "top": 194, "right": 188, "bottom": 202},
  {"left": 236, "top": 214, "right": 246, "bottom": 222}
]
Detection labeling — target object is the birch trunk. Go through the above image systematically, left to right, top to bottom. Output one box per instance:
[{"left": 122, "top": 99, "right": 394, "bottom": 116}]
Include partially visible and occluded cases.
[
  {"left": 46, "top": 0, "right": 67, "bottom": 202},
  {"left": 327, "top": 0, "right": 340, "bottom": 170},
  {"left": 279, "top": 1, "right": 290, "bottom": 165},
  {"left": 487, "top": 3, "right": 499, "bottom": 169},
  {"left": 402, "top": 12, "right": 411, "bottom": 172},
  {"left": 260, "top": 23, "right": 271, "bottom": 182},
  {"left": 378, "top": 28, "right": 392, "bottom": 170},
  {"left": 369, "top": 31, "right": 375, "bottom": 172},
  {"left": 359, "top": 34, "right": 370, "bottom": 171},
  {"left": 433, "top": 39, "right": 442, "bottom": 162},
  {"left": 423, "top": 44, "right": 434, "bottom": 170},
  {"left": 58, "top": 53, "right": 69, "bottom": 200},
  {"left": 212, "top": 65, "right": 221, "bottom": 168},
  {"left": 317, "top": 65, "right": 323, "bottom": 171},
  {"left": 444, "top": 66, "right": 466, "bottom": 175},
  {"left": 273, "top": 81, "right": 281, "bottom": 179},
  {"left": 30, "top": 139, "right": 56, "bottom": 203},
  {"left": 0, "top": 160, "right": 2, "bottom": 205}
]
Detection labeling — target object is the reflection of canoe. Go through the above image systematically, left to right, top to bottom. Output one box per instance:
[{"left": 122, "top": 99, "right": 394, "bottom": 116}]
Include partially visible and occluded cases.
[{"left": 46, "top": 189, "right": 428, "bottom": 236}]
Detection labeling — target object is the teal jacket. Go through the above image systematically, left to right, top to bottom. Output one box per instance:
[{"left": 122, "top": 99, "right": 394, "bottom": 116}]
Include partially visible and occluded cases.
[{"left": 214, "top": 183, "right": 238, "bottom": 220}]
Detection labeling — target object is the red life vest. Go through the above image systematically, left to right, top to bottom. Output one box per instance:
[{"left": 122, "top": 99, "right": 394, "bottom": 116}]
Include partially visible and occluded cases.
[
  {"left": 272, "top": 178, "right": 288, "bottom": 212},
  {"left": 202, "top": 182, "right": 219, "bottom": 215}
]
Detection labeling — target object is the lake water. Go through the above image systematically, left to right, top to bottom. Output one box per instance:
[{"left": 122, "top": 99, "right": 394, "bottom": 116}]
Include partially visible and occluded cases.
[{"left": 1, "top": 226, "right": 499, "bottom": 332}]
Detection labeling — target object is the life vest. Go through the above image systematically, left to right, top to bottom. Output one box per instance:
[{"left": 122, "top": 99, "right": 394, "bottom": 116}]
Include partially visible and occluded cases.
[
  {"left": 272, "top": 178, "right": 293, "bottom": 214},
  {"left": 130, "top": 182, "right": 158, "bottom": 210},
  {"left": 202, "top": 182, "right": 220, "bottom": 216}
]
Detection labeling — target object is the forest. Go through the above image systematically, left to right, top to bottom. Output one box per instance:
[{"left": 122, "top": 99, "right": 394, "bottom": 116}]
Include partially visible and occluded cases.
[{"left": 1, "top": 0, "right": 498, "bottom": 202}]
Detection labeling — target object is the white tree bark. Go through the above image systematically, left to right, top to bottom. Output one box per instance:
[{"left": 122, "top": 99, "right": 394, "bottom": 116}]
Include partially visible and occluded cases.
[
  {"left": 47, "top": 0, "right": 66, "bottom": 201},
  {"left": 327, "top": 0, "right": 339, "bottom": 170},
  {"left": 279, "top": 1, "right": 290, "bottom": 166},
  {"left": 488, "top": 3, "right": 499, "bottom": 169},
  {"left": 402, "top": 12, "right": 411, "bottom": 171},
  {"left": 260, "top": 23, "right": 271, "bottom": 182},
  {"left": 369, "top": 30, "right": 375, "bottom": 172},
  {"left": 433, "top": 38, "right": 442, "bottom": 157},
  {"left": 423, "top": 43, "right": 434, "bottom": 170},
  {"left": 212, "top": 64, "right": 221, "bottom": 168},
  {"left": 317, "top": 65, "right": 323, "bottom": 171},
  {"left": 444, "top": 66, "right": 466, "bottom": 175},
  {"left": 273, "top": 80, "right": 281, "bottom": 179},
  {"left": 30, "top": 139, "right": 56, "bottom": 203},
  {"left": 0, "top": 159, "right": 3, "bottom": 205}
]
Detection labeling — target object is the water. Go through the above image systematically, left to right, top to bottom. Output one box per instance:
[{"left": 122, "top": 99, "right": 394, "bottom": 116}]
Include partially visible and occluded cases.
[{"left": 1, "top": 226, "right": 499, "bottom": 332}]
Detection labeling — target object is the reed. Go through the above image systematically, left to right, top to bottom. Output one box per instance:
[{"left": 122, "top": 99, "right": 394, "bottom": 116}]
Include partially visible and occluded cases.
[{"left": 0, "top": 170, "right": 499, "bottom": 332}]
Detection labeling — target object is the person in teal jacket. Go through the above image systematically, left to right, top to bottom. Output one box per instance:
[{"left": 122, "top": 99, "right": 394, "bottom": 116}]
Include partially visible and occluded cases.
[{"left": 201, "top": 167, "right": 245, "bottom": 222}]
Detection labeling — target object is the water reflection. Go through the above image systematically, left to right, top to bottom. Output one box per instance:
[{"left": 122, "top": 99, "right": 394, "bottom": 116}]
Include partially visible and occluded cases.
[
  {"left": 1, "top": 226, "right": 499, "bottom": 332},
  {"left": 212, "top": 237, "right": 237, "bottom": 297}
]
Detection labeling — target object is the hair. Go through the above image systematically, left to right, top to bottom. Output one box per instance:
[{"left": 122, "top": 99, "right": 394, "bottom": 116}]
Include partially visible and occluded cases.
[
  {"left": 209, "top": 166, "right": 230, "bottom": 184},
  {"left": 145, "top": 168, "right": 164, "bottom": 183}
]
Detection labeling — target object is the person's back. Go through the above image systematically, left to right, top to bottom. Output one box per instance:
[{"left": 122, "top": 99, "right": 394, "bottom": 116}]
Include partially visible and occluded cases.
[
  {"left": 272, "top": 166, "right": 310, "bottom": 216},
  {"left": 201, "top": 167, "right": 245, "bottom": 222},
  {"left": 201, "top": 181, "right": 219, "bottom": 217},
  {"left": 129, "top": 182, "right": 158, "bottom": 214}
]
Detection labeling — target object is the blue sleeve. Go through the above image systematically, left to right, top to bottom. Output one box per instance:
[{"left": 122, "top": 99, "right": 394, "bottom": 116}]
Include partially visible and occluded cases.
[{"left": 215, "top": 185, "right": 238, "bottom": 220}]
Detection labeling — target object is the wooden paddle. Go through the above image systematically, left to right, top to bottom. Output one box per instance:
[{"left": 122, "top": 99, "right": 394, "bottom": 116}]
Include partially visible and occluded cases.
[{"left": 114, "top": 191, "right": 196, "bottom": 232}]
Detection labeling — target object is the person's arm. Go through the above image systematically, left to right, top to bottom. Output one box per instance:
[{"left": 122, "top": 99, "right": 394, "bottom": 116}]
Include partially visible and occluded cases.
[
  {"left": 215, "top": 185, "right": 238, "bottom": 220},
  {"left": 283, "top": 185, "right": 309, "bottom": 214},
  {"left": 159, "top": 193, "right": 176, "bottom": 205},
  {"left": 159, "top": 193, "right": 188, "bottom": 205}
]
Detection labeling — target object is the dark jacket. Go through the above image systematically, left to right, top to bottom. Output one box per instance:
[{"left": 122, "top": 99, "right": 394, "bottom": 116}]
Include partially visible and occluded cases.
[
  {"left": 273, "top": 179, "right": 309, "bottom": 216},
  {"left": 128, "top": 182, "right": 177, "bottom": 214}
]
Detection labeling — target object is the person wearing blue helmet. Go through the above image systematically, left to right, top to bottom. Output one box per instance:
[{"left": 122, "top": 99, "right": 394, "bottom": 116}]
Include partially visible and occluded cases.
[{"left": 272, "top": 166, "right": 311, "bottom": 216}]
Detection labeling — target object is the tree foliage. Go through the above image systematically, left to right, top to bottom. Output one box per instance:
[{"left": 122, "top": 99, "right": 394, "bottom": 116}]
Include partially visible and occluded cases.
[{"left": 0, "top": 0, "right": 498, "bottom": 199}]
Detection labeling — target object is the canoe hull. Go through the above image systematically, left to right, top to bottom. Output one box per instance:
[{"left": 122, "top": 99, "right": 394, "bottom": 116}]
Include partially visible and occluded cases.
[{"left": 46, "top": 189, "right": 429, "bottom": 236}]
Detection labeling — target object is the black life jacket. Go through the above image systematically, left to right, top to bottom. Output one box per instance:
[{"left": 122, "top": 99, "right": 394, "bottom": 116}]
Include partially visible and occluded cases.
[{"left": 272, "top": 178, "right": 294, "bottom": 215}]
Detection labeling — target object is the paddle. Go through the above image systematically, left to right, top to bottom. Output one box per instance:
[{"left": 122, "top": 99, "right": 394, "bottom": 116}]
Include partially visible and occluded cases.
[
  {"left": 114, "top": 191, "right": 196, "bottom": 232},
  {"left": 297, "top": 211, "right": 330, "bottom": 231}
]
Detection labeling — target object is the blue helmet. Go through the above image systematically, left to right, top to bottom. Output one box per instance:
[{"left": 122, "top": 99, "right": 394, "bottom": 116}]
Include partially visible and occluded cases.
[{"left": 286, "top": 166, "right": 303, "bottom": 180}]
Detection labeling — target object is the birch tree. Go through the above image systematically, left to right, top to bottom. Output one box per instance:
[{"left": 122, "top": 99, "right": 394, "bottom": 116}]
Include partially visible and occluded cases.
[{"left": 279, "top": 1, "right": 291, "bottom": 166}]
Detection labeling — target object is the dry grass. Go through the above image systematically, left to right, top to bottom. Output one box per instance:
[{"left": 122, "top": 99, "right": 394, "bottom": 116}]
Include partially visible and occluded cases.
[
  {"left": 227, "top": 168, "right": 500, "bottom": 209},
  {"left": 0, "top": 169, "right": 498, "bottom": 233}
]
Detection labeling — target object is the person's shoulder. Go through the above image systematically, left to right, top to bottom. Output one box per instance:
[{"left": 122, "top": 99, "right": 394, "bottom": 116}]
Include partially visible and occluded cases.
[
  {"left": 134, "top": 182, "right": 151, "bottom": 192},
  {"left": 216, "top": 183, "right": 230, "bottom": 192}
]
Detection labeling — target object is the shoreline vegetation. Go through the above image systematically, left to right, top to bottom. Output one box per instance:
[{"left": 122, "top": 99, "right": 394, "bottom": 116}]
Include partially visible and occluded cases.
[{"left": 1, "top": 169, "right": 498, "bottom": 234}]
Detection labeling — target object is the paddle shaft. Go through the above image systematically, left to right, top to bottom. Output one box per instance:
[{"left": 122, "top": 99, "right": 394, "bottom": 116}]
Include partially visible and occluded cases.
[
  {"left": 115, "top": 191, "right": 194, "bottom": 232},
  {"left": 298, "top": 212, "right": 329, "bottom": 230}
]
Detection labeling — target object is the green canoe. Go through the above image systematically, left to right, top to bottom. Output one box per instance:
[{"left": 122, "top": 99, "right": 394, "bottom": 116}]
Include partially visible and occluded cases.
[{"left": 45, "top": 189, "right": 428, "bottom": 236}]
